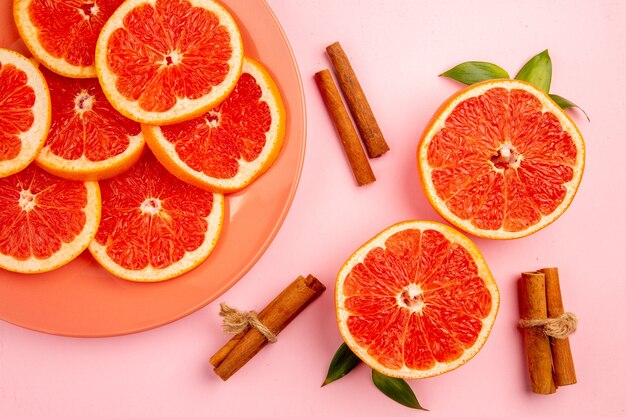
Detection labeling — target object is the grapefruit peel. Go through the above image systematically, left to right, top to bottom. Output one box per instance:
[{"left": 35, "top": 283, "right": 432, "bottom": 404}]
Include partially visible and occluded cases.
[
  {"left": 94, "top": 0, "right": 244, "bottom": 125},
  {"left": 0, "top": 48, "right": 51, "bottom": 178},
  {"left": 421, "top": 50, "right": 587, "bottom": 239},
  {"left": 326, "top": 221, "right": 500, "bottom": 409}
]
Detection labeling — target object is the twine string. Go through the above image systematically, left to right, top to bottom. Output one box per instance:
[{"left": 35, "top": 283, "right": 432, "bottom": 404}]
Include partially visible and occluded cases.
[
  {"left": 219, "top": 303, "right": 277, "bottom": 343},
  {"left": 519, "top": 312, "right": 578, "bottom": 339}
]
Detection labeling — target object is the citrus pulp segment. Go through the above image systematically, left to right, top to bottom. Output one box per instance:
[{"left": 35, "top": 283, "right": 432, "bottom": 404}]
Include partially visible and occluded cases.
[
  {"left": 14, "top": 0, "right": 124, "bottom": 78},
  {"left": 95, "top": 0, "right": 244, "bottom": 124},
  {"left": 0, "top": 48, "right": 50, "bottom": 178},
  {"left": 144, "top": 57, "right": 285, "bottom": 193},
  {"left": 35, "top": 66, "right": 145, "bottom": 180},
  {"left": 418, "top": 79, "right": 585, "bottom": 239},
  {"left": 88, "top": 152, "right": 224, "bottom": 282},
  {"left": 0, "top": 164, "right": 100, "bottom": 273},
  {"left": 336, "top": 221, "right": 499, "bottom": 379}
]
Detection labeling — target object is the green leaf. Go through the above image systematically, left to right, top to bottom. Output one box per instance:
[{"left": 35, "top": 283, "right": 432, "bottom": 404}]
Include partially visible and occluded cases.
[
  {"left": 515, "top": 49, "right": 552, "bottom": 92},
  {"left": 440, "top": 61, "right": 510, "bottom": 85},
  {"left": 549, "top": 94, "right": 590, "bottom": 121},
  {"left": 321, "top": 343, "right": 361, "bottom": 387},
  {"left": 371, "top": 370, "right": 427, "bottom": 410}
]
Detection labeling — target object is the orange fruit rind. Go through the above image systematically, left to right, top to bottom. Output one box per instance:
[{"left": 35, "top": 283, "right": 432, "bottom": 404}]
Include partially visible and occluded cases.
[
  {"left": 13, "top": 0, "right": 120, "bottom": 78},
  {"left": 94, "top": 0, "right": 244, "bottom": 125},
  {"left": 0, "top": 48, "right": 51, "bottom": 178},
  {"left": 144, "top": 57, "right": 286, "bottom": 193},
  {"left": 33, "top": 65, "right": 146, "bottom": 181},
  {"left": 418, "top": 79, "right": 585, "bottom": 239},
  {"left": 35, "top": 135, "right": 145, "bottom": 181},
  {"left": 87, "top": 152, "right": 225, "bottom": 282},
  {"left": 0, "top": 171, "right": 101, "bottom": 274},
  {"left": 88, "top": 194, "right": 223, "bottom": 282},
  {"left": 336, "top": 220, "right": 499, "bottom": 379}
]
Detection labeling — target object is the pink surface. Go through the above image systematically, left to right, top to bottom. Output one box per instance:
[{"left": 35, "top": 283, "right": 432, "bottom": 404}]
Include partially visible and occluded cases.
[{"left": 1, "top": 0, "right": 625, "bottom": 416}]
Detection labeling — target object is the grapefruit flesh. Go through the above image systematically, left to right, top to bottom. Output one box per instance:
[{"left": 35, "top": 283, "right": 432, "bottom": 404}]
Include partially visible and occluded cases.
[
  {"left": 14, "top": 0, "right": 124, "bottom": 78},
  {"left": 95, "top": 0, "right": 243, "bottom": 124},
  {"left": 0, "top": 48, "right": 50, "bottom": 178},
  {"left": 144, "top": 58, "right": 285, "bottom": 193},
  {"left": 35, "top": 66, "right": 144, "bottom": 180},
  {"left": 418, "top": 79, "right": 585, "bottom": 239},
  {"left": 88, "top": 152, "right": 224, "bottom": 282},
  {"left": 0, "top": 164, "right": 100, "bottom": 273},
  {"left": 336, "top": 221, "right": 499, "bottom": 379}
]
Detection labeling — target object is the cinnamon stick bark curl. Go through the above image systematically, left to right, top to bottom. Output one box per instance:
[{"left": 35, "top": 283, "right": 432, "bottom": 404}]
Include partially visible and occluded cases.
[{"left": 211, "top": 275, "right": 326, "bottom": 381}]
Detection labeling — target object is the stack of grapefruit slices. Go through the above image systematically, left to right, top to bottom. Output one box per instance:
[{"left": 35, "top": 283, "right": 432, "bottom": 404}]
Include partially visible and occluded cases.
[{"left": 1, "top": 0, "right": 286, "bottom": 281}]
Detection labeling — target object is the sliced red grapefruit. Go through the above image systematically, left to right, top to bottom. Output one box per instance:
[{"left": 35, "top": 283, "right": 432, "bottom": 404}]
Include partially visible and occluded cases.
[
  {"left": 14, "top": 0, "right": 124, "bottom": 78},
  {"left": 95, "top": 0, "right": 244, "bottom": 124},
  {"left": 0, "top": 48, "right": 50, "bottom": 178},
  {"left": 144, "top": 58, "right": 285, "bottom": 193},
  {"left": 35, "top": 66, "right": 144, "bottom": 180},
  {"left": 418, "top": 79, "right": 585, "bottom": 239},
  {"left": 88, "top": 152, "right": 224, "bottom": 282},
  {"left": 0, "top": 164, "right": 100, "bottom": 273},
  {"left": 336, "top": 221, "right": 499, "bottom": 379}
]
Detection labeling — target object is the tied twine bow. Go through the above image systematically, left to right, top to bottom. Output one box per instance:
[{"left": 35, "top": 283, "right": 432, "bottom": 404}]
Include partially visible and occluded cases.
[
  {"left": 219, "top": 303, "right": 277, "bottom": 343},
  {"left": 519, "top": 312, "right": 578, "bottom": 339}
]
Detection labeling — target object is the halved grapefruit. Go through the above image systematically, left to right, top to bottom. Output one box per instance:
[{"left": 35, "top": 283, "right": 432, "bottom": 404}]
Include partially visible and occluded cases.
[
  {"left": 14, "top": 0, "right": 124, "bottom": 78},
  {"left": 95, "top": 0, "right": 244, "bottom": 124},
  {"left": 0, "top": 48, "right": 50, "bottom": 178},
  {"left": 144, "top": 58, "right": 285, "bottom": 193},
  {"left": 35, "top": 66, "right": 144, "bottom": 180},
  {"left": 418, "top": 79, "right": 585, "bottom": 239},
  {"left": 88, "top": 152, "right": 224, "bottom": 282},
  {"left": 0, "top": 164, "right": 100, "bottom": 274},
  {"left": 336, "top": 221, "right": 499, "bottom": 379}
]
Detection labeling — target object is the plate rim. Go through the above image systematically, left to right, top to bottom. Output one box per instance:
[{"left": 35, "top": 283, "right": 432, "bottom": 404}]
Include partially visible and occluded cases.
[{"left": 0, "top": 0, "right": 307, "bottom": 338}]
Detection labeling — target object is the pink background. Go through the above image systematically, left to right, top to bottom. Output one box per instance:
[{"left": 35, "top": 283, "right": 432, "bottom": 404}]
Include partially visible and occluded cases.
[{"left": 2, "top": 0, "right": 626, "bottom": 416}]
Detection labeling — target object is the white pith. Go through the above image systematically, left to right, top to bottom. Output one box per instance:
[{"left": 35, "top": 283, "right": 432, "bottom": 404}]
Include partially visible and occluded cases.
[
  {"left": 94, "top": 0, "right": 244, "bottom": 124},
  {"left": 78, "top": 3, "right": 100, "bottom": 19},
  {"left": 0, "top": 48, "right": 50, "bottom": 178},
  {"left": 145, "top": 59, "right": 285, "bottom": 192},
  {"left": 418, "top": 80, "right": 586, "bottom": 239},
  {"left": 74, "top": 90, "right": 94, "bottom": 113},
  {"left": 0, "top": 181, "right": 101, "bottom": 273},
  {"left": 18, "top": 189, "right": 36, "bottom": 212},
  {"left": 88, "top": 194, "right": 224, "bottom": 282},
  {"left": 140, "top": 197, "right": 162, "bottom": 215},
  {"left": 336, "top": 221, "right": 500, "bottom": 379},
  {"left": 397, "top": 283, "right": 425, "bottom": 313}
]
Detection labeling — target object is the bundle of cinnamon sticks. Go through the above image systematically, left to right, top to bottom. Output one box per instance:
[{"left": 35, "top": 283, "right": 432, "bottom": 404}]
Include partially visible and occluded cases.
[
  {"left": 519, "top": 267, "right": 577, "bottom": 394},
  {"left": 211, "top": 275, "right": 326, "bottom": 381}
]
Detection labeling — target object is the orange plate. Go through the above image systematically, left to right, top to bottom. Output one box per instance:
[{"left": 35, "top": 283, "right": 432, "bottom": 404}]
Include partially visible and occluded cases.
[{"left": 0, "top": 0, "right": 306, "bottom": 337}]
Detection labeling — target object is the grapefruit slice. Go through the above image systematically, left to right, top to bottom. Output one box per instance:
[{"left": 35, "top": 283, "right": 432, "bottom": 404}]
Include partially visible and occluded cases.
[
  {"left": 14, "top": 0, "right": 124, "bottom": 78},
  {"left": 95, "top": 0, "right": 244, "bottom": 124},
  {"left": 0, "top": 48, "right": 50, "bottom": 178},
  {"left": 144, "top": 58, "right": 285, "bottom": 193},
  {"left": 35, "top": 66, "right": 144, "bottom": 180},
  {"left": 418, "top": 79, "right": 585, "bottom": 239},
  {"left": 88, "top": 152, "right": 224, "bottom": 282},
  {"left": 0, "top": 164, "right": 100, "bottom": 274},
  {"left": 336, "top": 221, "right": 499, "bottom": 379}
]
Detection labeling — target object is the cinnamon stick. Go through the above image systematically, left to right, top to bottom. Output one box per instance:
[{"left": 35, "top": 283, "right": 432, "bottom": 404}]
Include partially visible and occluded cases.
[
  {"left": 326, "top": 42, "right": 389, "bottom": 158},
  {"left": 315, "top": 69, "right": 376, "bottom": 186},
  {"left": 539, "top": 267, "right": 577, "bottom": 386},
  {"left": 520, "top": 272, "right": 557, "bottom": 394},
  {"left": 211, "top": 274, "right": 326, "bottom": 381}
]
